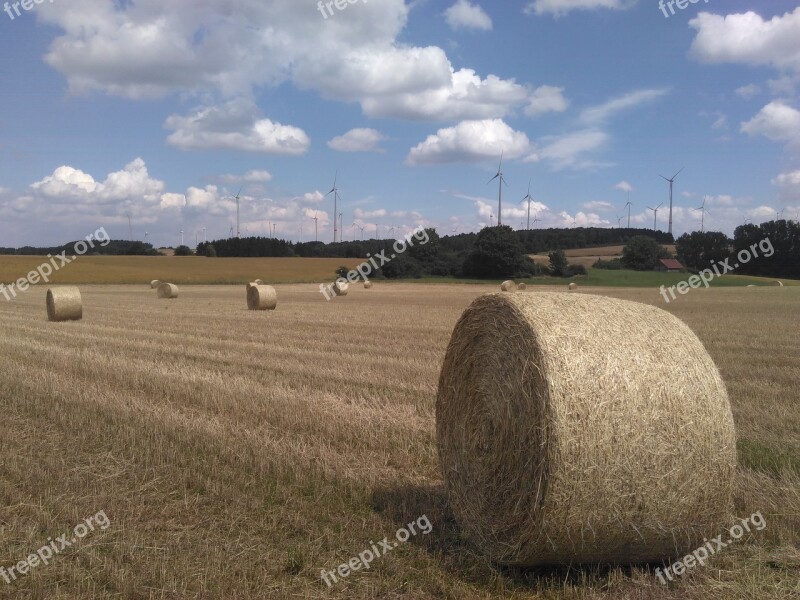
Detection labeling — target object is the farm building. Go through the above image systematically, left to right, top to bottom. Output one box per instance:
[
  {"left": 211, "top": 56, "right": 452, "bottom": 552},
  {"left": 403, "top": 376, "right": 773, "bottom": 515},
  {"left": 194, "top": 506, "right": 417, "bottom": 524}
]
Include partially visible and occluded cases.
[{"left": 657, "top": 258, "right": 685, "bottom": 273}]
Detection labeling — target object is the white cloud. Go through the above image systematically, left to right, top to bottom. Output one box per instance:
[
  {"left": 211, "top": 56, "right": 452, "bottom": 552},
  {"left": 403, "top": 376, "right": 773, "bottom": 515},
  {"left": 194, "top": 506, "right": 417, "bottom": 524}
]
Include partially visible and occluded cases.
[
  {"left": 37, "top": 0, "right": 527, "bottom": 122},
  {"left": 444, "top": 0, "right": 493, "bottom": 31},
  {"left": 524, "top": 0, "right": 635, "bottom": 17},
  {"left": 689, "top": 9, "right": 800, "bottom": 74},
  {"left": 361, "top": 69, "right": 530, "bottom": 121},
  {"left": 736, "top": 84, "right": 761, "bottom": 99},
  {"left": 525, "top": 85, "right": 569, "bottom": 117},
  {"left": 580, "top": 89, "right": 667, "bottom": 124},
  {"left": 165, "top": 99, "right": 310, "bottom": 155},
  {"left": 740, "top": 101, "right": 800, "bottom": 146},
  {"left": 712, "top": 115, "right": 728, "bottom": 130},
  {"left": 406, "top": 119, "right": 531, "bottom": 165},
  {"left": 327, "top": 128, "right": 387, "bottom": 153},
  {"left": 537, "top": 129, "right": 610, "bottom": 170},
  {"left": 244, "top": 170, "right": 272, "bottom": 182},
  {"left": 773, "top": 170, "right": 800, "bottom": 188},
  {"left": 614, "top": 180, "right": 634, "bottom": 193},
  {"left": 582, "top": 201, "right": 614, "bottom": 211},
  {"left": 354, "top": 208, "right": 388, "bottom": 220}
]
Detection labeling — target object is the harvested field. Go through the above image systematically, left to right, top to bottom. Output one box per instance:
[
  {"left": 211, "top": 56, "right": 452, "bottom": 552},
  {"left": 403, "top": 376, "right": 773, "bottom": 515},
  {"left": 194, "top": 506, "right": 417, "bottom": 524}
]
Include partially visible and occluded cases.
[{"left": 0, "top": 283, "right": 797, "bottom": 599}]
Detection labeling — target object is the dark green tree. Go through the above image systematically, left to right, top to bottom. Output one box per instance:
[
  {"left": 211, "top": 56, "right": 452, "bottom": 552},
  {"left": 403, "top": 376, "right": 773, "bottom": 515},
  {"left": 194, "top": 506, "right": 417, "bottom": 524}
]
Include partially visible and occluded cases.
[
  {"left": 462, "top": 225, "right": 534, "bottom": 278},
  {"left": 676, "top": 231, "right": 731, "bottom": 270},
  {"left": 621, "top": 236, "right": 670, "bottom": 271},
  {"left": 174, "top": 245, "right": 193, "bottom": 256},
  {"left": 548, "top": 249, "right": 569, "bottom": 276}
]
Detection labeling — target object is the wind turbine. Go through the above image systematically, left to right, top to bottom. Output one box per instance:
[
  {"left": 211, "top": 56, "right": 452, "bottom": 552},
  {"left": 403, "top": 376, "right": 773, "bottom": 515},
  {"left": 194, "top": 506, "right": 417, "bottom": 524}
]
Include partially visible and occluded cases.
[
  {"left": 488, "top": 153, "right": 506, "bottom": 226},
  {"left": 659, "top": 168, "right": 683, "bottom": 236},
  {"left": 326, "top": 173, "right": 341, "bottom": 243},
  {"left": 523, "top": 179, "right": 534, "bottom": 230},
  {"left": 225, "top": 186, "right": 243, "bottom": 238},
  {"left": 694, "top": 196, "right": 710, "bottom": 232},
  {"left": 624, "top": 197, "right": 632, "bottom": 229},
  {"left": 647, "top": 203, "right": 663, "bottom": 231},
  {"left": 777, "top": 207, "right": 786, "bottom": 220},
  {"left": 126, "top": 213, "right": 133, "bottom": 241},
  {"left": 312, "top": 213, "right": 319, "bottom": 242},
  {"left": 338, "top": 213, "right": 343, "bottom": 242},
  {"left": 490, "top": 213, "right": 494, "bottom": 227},
  {"left": 532, "top": 214, "right": 541, "bottom": 227},
  {"left": 617, "top": 216, "right": 623, "bottom": 229},
  {"left": 570, "top": 218, "right": 577, "bottom": 229},
  {"left": 374, "top": 223, "right": 379, "bottom": 239},
  {"left": 180, "top": 230, "right": 184, "bottom": 246}
]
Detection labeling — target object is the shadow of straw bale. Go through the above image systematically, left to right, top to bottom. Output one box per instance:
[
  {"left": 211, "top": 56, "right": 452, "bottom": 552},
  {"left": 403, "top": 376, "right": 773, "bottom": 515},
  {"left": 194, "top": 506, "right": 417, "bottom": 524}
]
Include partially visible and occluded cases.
[{"left": 370, "top": 482, "right": 651, "bottom": 592}]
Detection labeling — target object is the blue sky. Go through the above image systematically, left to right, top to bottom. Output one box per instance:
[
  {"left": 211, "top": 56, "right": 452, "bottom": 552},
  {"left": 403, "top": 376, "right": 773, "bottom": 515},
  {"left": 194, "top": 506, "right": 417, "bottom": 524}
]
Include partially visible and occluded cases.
[{"left": 0, "top": 0, "right": 798, "bottom": 247}]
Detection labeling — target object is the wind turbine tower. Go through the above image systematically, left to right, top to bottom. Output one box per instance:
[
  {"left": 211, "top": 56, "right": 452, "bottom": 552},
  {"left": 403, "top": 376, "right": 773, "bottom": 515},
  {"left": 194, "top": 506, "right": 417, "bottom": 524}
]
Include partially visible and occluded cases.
[
  {"left": 488, "top": 153, "right": 506, "bottom": 226},
  {"left": 659, "top": 168, "right": 683, "bottom": 236},
  {"left": 326, "top": 173, "right": 341, "bottom": 243},
  {"left": 523, "top": 179, "right": 534, "bottom": 230},
  {"left": 647, "top": 203, "right": 663, "bottom": 231}
]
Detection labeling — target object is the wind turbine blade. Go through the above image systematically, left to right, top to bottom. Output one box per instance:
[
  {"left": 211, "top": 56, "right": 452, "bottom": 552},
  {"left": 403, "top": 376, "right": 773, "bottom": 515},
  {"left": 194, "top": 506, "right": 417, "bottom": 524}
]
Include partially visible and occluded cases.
[
  {"left": 498, "top": 151, "right": 504, "bottom": 171},
  {"left": 672, "top": 167, "right": 685, "bottom": 179},
  {"left": 488, "top": 174, "right": 500, "bottom": 184},
  {"left": 659, "top": 175, "right": 669, "bottom": 182}
]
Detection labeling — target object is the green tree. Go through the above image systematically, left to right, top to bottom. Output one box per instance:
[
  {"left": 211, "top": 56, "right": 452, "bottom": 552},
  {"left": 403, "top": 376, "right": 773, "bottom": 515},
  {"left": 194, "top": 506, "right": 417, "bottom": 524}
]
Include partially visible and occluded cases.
[
  {"left": 462, "top": 225, "right": 534, "bottom": 278},
  {"left": 676, "top": 231, "right": 730, "bottom": 270},
  {"left": 621, "top": 236, "right": 670, "bottom": 271},
  {"left": 174, "top": 245, "right": 193, "bottom": 256},
  {"left": 548, "top": 249, "right": 569, "bottom": 276}
]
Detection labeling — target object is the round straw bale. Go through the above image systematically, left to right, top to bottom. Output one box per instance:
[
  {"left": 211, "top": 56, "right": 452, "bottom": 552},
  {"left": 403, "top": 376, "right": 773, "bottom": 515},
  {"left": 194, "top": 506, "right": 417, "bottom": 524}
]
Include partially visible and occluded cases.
[
  {"left": 253, "top": 278, "right": 264, "bottom": 285},
  {"left": 150, "top": 279, "right": 161, "bottom": 289},
  {"left": 500, "top": 280, "right": 516, "bottom": 292},
  {"left": 773, "top": 280, "right": 784, "bottom": 287},
  {"left": 333, "top": 281, "right": 349, "bottom": 296},
  {"left": 364, "top": 281, "right": 373, "bottom": 289},
  {"left": 246, "top": 282, "right": 258, "bottom": 291},
  {"left": 569, "top": 282, "right": 578, "bottom": 290},
  {"left": 157, "top": 283, "right": 179, "bottom": 299},
  {"left": 517, "top": 283, "right": 527, "bottom": 291},
  {"left": 247, "top": 284, "right": 277, "bottom": 310},
  {"left": 746, "top": 284, "right": 756, "bottom": 287},
  {"left": 46, "top": 287, "right": 82, "bottom": 322},
  {"left": 436, "top": 292, "right": 736, "bottom": 566}
]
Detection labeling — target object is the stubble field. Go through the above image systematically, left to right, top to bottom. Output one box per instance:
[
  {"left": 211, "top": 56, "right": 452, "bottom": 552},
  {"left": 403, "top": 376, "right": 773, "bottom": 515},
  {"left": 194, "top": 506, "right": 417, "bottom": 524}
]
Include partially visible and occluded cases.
[{"left": 0, "top": 283, "right": 798, "bottom": 599}]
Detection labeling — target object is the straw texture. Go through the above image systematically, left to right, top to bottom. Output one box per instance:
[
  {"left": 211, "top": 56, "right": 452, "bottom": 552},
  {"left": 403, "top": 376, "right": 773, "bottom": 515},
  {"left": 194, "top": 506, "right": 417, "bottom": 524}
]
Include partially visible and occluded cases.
[
  {"left": 253, "top": 279, "right": 264, "bottom": 285},
  {"left": 150, "top": 280, "right": 161, "bottom": 289},
  {"left": 501, "top": 280, "right": 515, "bottom": 292},
  {"left": 333, "top": 281, "right": 349, "bottom": 296},
  {"left": 364, "top": 281, "right": 373, "bottom": 289},
  {"left": 569, "top": 282, "right": 578, "bottom": 290},
  {"left": 157, "top": 283, "right": 179, "bottom": 299},
  {"left": 517, "top": 283, "right": 527, "bottom": 291},
  {"left": 247, "top": 284, "right": 278, "bottom": 310},
  {"left": 46, "top": 287, "right": 83, "bottom": 322},
  {"left": 436, "top": 292, "right": 736, "bottom": 566}
]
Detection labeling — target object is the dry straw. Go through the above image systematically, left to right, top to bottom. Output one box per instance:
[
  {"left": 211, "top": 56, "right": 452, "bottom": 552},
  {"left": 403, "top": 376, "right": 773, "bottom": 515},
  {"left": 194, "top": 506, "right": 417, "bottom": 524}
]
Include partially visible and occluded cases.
[
  {"left": 253, "top": 279, "right": 264, "bottom": 285},
  {"left": 150, "top": 280, "right": 161, "bottom": 289},
  {"left": 500, "top": 280, "right": 516, "bottom": 292},
  {"left": 773, "top": 280, "right": 784, "bottom": 287},
  {"left": 333, "top": 281, "right": 349, "bottom": 296},
  {"left": 364, "top": 281, "right": 373, "bottom": 289},
  {"left": 569, "top": 282, "right": 578, "bottom": 290},
  {"left": 157, "top": 283, "right": 179, "bottom": 299},
  {"left": 517, "top": 283, "right": 527, "bottom": 291},
  {"left": 247, "top": 284, "right": 278, "bottom": 310},
  {"left": 46, "top": 287, "right": 82, "bottom": 322},
  {"left": 436, "top": 292, "right": 736, "bottom": 566}
]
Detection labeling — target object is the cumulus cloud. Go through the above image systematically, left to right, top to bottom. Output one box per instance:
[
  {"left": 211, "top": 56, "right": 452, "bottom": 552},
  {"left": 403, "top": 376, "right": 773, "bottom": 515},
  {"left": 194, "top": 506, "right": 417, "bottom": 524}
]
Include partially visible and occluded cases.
[
  {"left": 36, "top": 0, "right": 528, "bottom": 122},
  {"left": 444, "top": 0, "right": 493, "bottom": 31},
  {"left": 524, "top": 0, "right": 635, "bottom": 17},
  {"left": 689, "top": 9, "right": 800, "bottom": 74},
  {"left": 736, "top": 84, "right": 761, "bottom": 99},
  {"left": 525, "top": 85, "right": 569, "bottom": 117},
  {"left": 580, "top": 89, "right": 668, "bottom": 124},
  {"left": 165, "top": 99, "right": 310, "bottom": 155},
  {"left": 740, "top": 101, "right": 800, "bottom": 146},
  {"left": 405, "top": 119, "right": 531, "bottom": 165},
  {"left": 327, "top": 128, "right": 387, "bottom": 153},
  {"left": 537, "top": 129, "right": 610, "bottom": 170},
  {"left": 773, "top": 170, "right": 800, "bottom": 188},
  {"left": 614, "top": 181, "right": 634, "bottom": 192},
  {"left": 582, "top": 201, "right": 614, "bottom": 211}
]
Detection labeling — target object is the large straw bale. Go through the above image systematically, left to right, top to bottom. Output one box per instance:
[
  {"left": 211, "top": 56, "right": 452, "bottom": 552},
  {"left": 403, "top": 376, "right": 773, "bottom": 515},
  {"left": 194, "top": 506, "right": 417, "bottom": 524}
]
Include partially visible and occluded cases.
[
  {"left": 500, "top": 280, "right": 516, "bottom": 292},
  {"left": 157, "top": 283, "right": 179, "bottom": 299},
  {"left": 247, "top": 284, "right": 278, "bottom": 310},
  {"left": 46, "top": 287, "right": 82, "bottom": 322},
  {"left": 436, "top": 292, "right": 736, "bottom": 566}
]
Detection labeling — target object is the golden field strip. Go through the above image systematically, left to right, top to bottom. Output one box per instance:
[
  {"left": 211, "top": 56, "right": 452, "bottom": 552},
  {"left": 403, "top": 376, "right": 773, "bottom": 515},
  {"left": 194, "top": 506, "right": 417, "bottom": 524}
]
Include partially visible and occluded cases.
[{"left": 0, "top": 283, "right": 798, "bottom": 599}]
